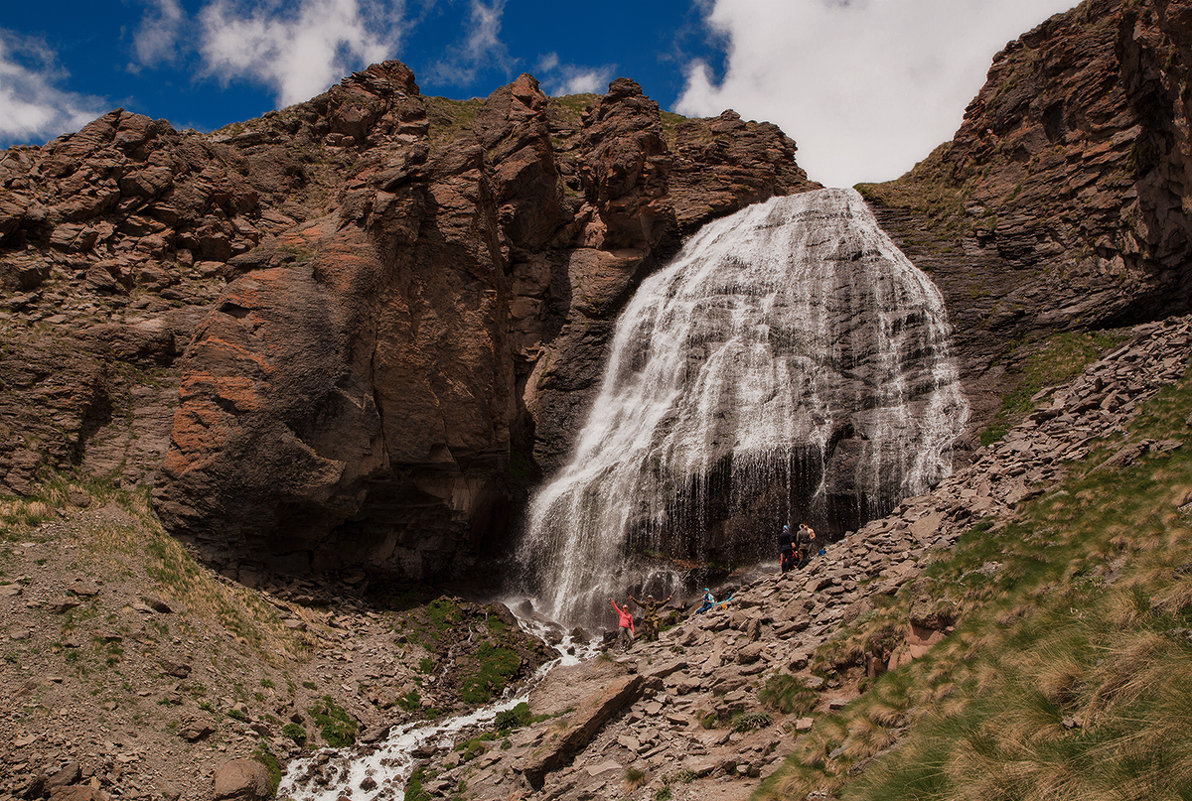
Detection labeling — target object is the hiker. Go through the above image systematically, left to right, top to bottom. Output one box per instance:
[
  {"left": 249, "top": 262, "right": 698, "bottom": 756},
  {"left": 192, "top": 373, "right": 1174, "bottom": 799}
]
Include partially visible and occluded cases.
[
  {"left": 778, "top": 523, "right": 798, "bottom": 573},
  {"left": 795, "top": 523, "right": 817, "bottom": 569},
  {"left": 696, "top": 587, "right": 716, "bottom": 614},
  {"left": 629, "top": 592, "right": 673, "bottom": 641},
  {"left": 609, "top": 598, "right": 635, "bottom": 651}
]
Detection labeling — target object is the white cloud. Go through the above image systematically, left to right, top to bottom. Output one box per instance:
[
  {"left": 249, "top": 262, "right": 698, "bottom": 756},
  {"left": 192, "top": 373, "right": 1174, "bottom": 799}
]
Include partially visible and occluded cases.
[
  {"left": 133, "top": 0, "right": 186, "bottom": 67},
  {"left": 198, "top": 0, "right": 402, "bottom": 107},
  {"left": 426, "top": 0, "right": 510, "bottom": 87},
  {"left": 677, "top": 0, "right": 1080, "bottom": 187},
  {"left": 0, "top": 30, "right": 103, "bottom": 144},
  {"left": 534, "top": 51, "right": 615, "bottom": 96}
]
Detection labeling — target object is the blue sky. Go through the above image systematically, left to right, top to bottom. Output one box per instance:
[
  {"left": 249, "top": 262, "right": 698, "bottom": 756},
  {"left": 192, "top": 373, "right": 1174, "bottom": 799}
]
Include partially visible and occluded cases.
[{"left": 1, "top": 0, "right": 1077, "bottom": 186}]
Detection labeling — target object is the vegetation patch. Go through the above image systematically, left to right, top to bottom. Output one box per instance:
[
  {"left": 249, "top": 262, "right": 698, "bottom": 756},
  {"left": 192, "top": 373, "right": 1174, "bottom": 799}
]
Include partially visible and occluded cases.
[
  {"left": 981, "top": 329, "right": 1125, "bottom": 445},
  {"left": 459, "top": 643, "right": 520, "bottom": 704},
  {"left": 759, "top": 674, "right": 818, "bottom": 716},
  {"left": 309, "top": 695, "right": 358, "bottom": 747},
  {"left": 730, "top": 710, "right": 774, "bottom": 733},
  {"left": 282, "top": 722, "right": 307, "bottom": 746},
  {"left": 251, "top": 741, "right": 283, "bottom": 795},
  {"left": 403, "top": 767, "right": 433, "bottom": 801}
]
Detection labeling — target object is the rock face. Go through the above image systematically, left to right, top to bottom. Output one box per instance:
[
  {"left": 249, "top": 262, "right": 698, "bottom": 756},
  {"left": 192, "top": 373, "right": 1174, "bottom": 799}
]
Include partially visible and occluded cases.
[
  {"left": 861, "top": 0, "right": 1192, "bottom": 435},
  {"left": 0, "top": 62, "right": 816, "bottom": 579}
]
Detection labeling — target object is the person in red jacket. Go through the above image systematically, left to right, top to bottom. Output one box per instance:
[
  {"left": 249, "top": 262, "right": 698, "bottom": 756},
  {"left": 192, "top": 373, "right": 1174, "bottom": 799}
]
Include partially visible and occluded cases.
[{"left": 610, "top": 598, "right": 635, "bottom": 651}]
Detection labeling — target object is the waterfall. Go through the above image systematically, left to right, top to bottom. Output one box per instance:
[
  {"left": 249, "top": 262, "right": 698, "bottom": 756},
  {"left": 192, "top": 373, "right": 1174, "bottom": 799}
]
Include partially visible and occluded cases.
[{"left": 518, "top": 188, "right": 968, "bottom": 626}]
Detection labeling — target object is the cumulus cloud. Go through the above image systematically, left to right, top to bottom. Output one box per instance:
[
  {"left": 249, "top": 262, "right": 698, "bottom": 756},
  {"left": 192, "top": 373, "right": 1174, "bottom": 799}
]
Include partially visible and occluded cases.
[
  {"left": 132, "top": 0, "right": 186, "bottom": 67},
  {"left": 198, "top": 0, "right": 402, "bottom": 107},
  {"left": 426, "top": 0, "right": 511, "bottom": 87},
  {"left": 677, "top": 0, "right": 1079, "bottom": 187},
  {"left": 0, "top": 29, "right": 103, "bottom": 145},
  {"left": 534, "top": 52, "right": 615, "bottom": 96}
]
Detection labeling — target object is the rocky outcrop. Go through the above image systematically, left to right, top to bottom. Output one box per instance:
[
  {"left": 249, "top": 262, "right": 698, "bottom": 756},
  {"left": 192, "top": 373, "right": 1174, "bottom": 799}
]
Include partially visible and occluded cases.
[
  {"left": 861, "top": 0, "right": 1192, "bottom": 436},
  {"left": 0, "top": 62, "right": 816, "bottom": 578},
  {"left": 154, "top": 68, "right": 818, "bottom": 579}
]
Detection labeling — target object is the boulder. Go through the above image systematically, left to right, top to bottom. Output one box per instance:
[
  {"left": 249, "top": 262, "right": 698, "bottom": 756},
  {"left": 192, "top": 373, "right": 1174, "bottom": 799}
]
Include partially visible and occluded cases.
[
  {"left": 518, "top": 674, "right": 644, "bottom": 789},
  {"left": 212, "top": 758, "right": 271, "bottom": 801}
]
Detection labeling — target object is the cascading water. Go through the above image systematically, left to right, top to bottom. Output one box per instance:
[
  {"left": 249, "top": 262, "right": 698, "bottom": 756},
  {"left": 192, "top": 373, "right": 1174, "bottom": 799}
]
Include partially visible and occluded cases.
[{"left": 518, "top": 188, "right": 969, "bottom": 627}]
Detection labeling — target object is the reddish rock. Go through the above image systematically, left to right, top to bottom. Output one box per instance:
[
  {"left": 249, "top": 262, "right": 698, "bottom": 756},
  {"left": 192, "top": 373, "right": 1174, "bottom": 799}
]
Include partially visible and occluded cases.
[
  {"left": 862, "top": 0, "right": 1192, "bottom": 437},
  {"left": 0, "top": 58, "right": 814, "bottom": 578}
]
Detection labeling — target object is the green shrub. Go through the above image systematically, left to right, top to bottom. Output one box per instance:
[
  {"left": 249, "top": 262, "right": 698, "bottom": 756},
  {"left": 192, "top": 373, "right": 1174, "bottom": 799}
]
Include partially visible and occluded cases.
[
  {"left": 459, "top": 643, "right": 520, "bottom": 704},
  {"left": 759, "top": 674, "right": 818, "bottom": 716},
  {"left": 308, "top": 696, "right": 358, "bottom": 747},
  {"left": 494, "top": 701, "right": 533, "bottom": 731},
  {"left": 731, "top": 710, "right": 773, "bottom": 733},
  {"left": 282, "top": 722, "right": 307, "bottom": 746}
]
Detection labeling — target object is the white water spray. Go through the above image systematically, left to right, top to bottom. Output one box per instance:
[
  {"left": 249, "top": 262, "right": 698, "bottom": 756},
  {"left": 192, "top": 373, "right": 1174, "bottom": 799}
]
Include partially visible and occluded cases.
[{"left": 518, "top": 188, "right": 968, "bottom": 626}]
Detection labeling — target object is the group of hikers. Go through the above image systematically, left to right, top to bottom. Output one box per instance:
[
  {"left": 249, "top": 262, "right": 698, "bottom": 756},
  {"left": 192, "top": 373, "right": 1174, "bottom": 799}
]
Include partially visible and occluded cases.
[
  {"left": 608, "top": 521, "right": 818, "bottom": 651},
  {"left": 779, "top": 522, "right": 817, "bottom": 573},
  {"left": 609, "top": 592, "right": 673, "bottom": 650}
]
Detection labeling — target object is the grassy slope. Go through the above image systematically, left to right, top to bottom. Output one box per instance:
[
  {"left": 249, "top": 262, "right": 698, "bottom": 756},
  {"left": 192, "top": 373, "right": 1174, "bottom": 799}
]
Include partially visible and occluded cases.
[
  {"left": 980, "top": 329, "right": 1126, "bottom": 445},
  {"left": 758, "top": 362, "right": 1192, "bottom": 800}
]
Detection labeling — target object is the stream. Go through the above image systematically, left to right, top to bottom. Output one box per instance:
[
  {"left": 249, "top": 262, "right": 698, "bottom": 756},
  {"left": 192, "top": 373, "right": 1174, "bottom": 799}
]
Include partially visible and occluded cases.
[{"left": 277, "top": 600, "right": 596, "bottom": 801}]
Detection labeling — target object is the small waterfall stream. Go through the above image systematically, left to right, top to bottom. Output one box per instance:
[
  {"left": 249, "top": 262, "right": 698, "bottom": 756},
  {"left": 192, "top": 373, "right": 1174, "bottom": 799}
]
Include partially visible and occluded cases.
[
  {"left": 518, "top": 188, "right": 968, "bottom": 626},
  {"left": 279, "top": 621, "right": 596, "bottom": 801}
]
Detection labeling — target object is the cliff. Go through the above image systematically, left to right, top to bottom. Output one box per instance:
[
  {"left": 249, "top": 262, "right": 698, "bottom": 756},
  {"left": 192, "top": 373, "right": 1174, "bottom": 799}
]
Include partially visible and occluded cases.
[
  {"left": 860, "top": 0, "right": 1192, "bottom": 433},
  {"left": 0, "top": 64, "right": 816, "bottom": 579}
]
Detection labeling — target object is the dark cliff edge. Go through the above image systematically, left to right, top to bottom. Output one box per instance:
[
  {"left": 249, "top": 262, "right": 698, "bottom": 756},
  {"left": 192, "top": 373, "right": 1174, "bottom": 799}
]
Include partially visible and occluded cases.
[{"left": 0, "top": 64, "right": 818, "bottom": 581}]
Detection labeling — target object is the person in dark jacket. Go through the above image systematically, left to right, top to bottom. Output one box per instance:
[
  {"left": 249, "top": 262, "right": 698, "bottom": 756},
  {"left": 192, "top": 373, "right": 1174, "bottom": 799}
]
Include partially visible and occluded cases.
[
  {"left": 778, "top": 524, "right": 797, "bottom": 572},
  {"left": 629, "top": 593, "right": 673, "bottom": 641}
]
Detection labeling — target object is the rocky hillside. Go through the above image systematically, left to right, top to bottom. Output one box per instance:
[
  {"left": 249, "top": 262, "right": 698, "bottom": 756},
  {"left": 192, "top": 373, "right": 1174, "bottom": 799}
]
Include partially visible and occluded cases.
[
  {"left": 860, "top": 0, "right": 1192, "bottom": 435},
  {"left": 0, "top": 65, "right": 816, "bottom": 581},
  {"left": 281, "top": 313, "right": 1192, "bottom": 801},
  {"left": 0, "top": 485, "right": 553, "bottom": 801}
]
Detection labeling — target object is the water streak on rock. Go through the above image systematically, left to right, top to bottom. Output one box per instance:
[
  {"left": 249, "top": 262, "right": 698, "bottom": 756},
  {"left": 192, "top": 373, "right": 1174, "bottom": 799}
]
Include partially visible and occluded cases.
[{"left": 519, "top": 188, "right": 968, "bottom": 626}]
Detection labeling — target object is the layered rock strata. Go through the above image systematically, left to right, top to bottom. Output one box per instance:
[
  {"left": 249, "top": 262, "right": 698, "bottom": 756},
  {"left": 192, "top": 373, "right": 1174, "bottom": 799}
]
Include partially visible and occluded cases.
[
  {"left": 862, "top": 0, "right": 1192, "bottom": 435},
  {"left": 0, "top": 63, "right": 816, "bottom": 578}
]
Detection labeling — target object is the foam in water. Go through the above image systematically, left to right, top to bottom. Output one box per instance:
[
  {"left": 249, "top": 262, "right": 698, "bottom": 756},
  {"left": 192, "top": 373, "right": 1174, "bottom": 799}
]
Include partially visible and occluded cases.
[
  {"left": 517, "top": 188, "right": 968, "bottom": 626},
  {"left": 279, "top": 620, "right": 594, "bottom": 801}
]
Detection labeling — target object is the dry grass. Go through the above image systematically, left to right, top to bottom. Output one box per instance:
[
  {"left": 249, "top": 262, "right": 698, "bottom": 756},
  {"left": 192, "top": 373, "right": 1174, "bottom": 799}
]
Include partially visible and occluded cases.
[{"left": 2, "top": 473, "right": 310, "bottom": 662}]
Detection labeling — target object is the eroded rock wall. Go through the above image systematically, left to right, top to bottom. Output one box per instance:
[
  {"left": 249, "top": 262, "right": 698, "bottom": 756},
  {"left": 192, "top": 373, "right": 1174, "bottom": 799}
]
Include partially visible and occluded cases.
[
  {"left": 862, "top": 0, "right": 1192, "bottom": 438},
  {"left": 0, "top": 62, "right": 816, "bottom": 579}
]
